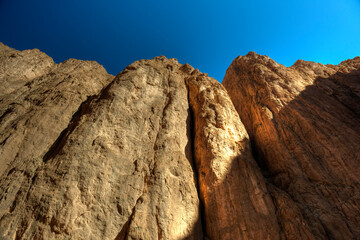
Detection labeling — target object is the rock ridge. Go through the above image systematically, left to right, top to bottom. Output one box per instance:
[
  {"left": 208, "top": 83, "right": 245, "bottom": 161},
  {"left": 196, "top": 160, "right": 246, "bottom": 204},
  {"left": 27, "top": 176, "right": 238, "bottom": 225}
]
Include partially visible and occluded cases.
[
  {"left": 0, "top": 43, "right": 359, "bottom": 240},
  {"left": 0, "top": 44, "right": 279, "bottom": 239},
  {"left": 223, "top": 52, "right": 360, "bottom": 239}
]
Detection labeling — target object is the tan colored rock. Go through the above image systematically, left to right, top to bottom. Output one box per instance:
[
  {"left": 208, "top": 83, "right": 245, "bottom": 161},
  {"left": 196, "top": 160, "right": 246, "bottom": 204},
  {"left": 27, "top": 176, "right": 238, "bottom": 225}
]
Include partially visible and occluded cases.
[
  {"left": 2, "top": 42, "right": 360, "bottom": 240},
  {"left": 0, "top": 43, "right": 55, "bottom": 99},
  {"left": 0, "top": 44, "right": 113, "bottom": 176},
  {"left": 0, "top": 46, "right": 202, "bottom": 239},
  {"left": 223, "top": 53, "right": 360, "bottom": 239},
  {"left": 117, "top": 57, "right": 202, "bottom": 240},
  {"left": 186, "top": 71, "right": 280, "bottom": 239}
]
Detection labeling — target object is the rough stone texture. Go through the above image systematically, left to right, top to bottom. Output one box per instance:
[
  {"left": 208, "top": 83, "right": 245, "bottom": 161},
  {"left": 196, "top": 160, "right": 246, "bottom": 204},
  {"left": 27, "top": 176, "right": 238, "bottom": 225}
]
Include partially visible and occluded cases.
[
  {"left": 1, "top": 42, "right": 360, "bottom": 240},
  {"left": 0, "top": 43, "right": 114, "bottom": 176},
  {"left": 0, "top": 43, "right": 55, "bottom": 99},
  {"left": 0, "top": 45, "right": 202, "bottom": 239},
  {"left": 223, "top": 53, "right": 360, "bottom": 239},
  {"left": 113, "top": 58, "right": 202, "bottom": 240},
  {"left": 186, "top": 72, "right": 281, "bottom": 240}
]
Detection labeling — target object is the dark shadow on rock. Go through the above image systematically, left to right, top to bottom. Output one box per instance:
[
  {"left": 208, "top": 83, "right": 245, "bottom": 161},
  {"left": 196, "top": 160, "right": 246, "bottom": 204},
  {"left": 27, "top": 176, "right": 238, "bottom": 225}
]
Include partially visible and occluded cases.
[
  {"left": 242, "top": 67, "right": 360, "bottom": 239},
  {"left": 180, "top": 142, "right": 282, "bottom": 240}
]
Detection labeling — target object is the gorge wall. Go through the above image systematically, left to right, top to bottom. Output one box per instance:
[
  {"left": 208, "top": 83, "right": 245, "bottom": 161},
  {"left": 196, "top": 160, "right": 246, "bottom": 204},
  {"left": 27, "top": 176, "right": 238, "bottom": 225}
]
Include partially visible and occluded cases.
[
  {"left": 0, "top": 43, "right": 359, "bottom": 239},
  {"left": 223, "top": 53, "right": 360, "bottom": 239}
]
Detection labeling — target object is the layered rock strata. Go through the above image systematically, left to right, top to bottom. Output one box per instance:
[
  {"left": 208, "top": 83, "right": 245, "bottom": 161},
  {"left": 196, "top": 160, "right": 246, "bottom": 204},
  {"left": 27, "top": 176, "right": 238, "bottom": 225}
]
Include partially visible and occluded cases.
[{"left": 223, "top": 53, "right": 360, "bottom": 239}]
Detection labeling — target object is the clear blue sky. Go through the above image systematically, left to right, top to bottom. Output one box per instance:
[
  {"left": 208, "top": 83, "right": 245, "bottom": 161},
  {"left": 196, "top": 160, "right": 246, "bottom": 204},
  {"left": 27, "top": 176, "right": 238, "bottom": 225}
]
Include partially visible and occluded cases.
[{"left": 1, "top": 0, "right": 359, "bottom": 82}]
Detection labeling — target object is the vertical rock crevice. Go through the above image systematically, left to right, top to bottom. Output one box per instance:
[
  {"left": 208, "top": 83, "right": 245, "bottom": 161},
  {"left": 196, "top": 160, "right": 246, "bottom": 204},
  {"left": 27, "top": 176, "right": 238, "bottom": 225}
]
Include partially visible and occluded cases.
[
  {"left": 2, "top": 42, "right": 359, "bottom": 240},
  {"left": 105, "top": 58, "right": 203, "bottom": 240},
  {"left": 185, "top": 72, "right": 280, "bottom": 239},
  {"left": 186, "top": 89, "right": 208, "bottom": 240},
  {"left": 249, "top": 137, "right": 270, "bottom": 178},
  {"left": 114, "top": 198, "right": 139, "bottom": 240}
]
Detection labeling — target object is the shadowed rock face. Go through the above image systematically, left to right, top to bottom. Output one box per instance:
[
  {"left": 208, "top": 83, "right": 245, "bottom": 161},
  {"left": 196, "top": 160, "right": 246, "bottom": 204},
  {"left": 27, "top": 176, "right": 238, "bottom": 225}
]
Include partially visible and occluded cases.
[
  {"left": 0, "top": 43, "right": 359, "bottom": 239},
  {"left": 223, "top": 53, "right": 360, "bottom": 239}
]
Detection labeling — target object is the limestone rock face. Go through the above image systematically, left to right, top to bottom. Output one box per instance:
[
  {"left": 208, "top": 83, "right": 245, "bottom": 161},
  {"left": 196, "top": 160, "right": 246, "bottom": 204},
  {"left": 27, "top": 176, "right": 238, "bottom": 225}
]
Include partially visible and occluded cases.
[
  {"left": 1, "top": 42, "right": 360, "bottom": 240},
  {"left": 0, "top": 43, "right": 114, "bottom": 177},
  {"left": 0, "top": 43, "right": 55, "bottom": 98},
  {"left": 0, "top": 47, "right": 202, "bottom": 239},
  {"left": 223, "top": 53, "right": 360, "bottom": 239},
  {"left": 186, "top": 72, "right": 280, "bottom": 239}
]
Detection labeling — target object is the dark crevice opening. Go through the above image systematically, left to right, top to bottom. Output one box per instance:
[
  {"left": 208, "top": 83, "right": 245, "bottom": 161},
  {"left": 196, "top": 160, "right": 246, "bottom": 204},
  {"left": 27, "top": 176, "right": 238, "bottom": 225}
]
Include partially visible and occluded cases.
[
  {"left": 187, "top": 99, "right": 208, "bottom": 240},
  {"left": 0, "top": 108, "right": 13, "bottom": 125},
  {"left": 249, "top": 137, "right": 270, "bottom": 178},
  {"left": 114, "top": 194, "right": 145, "bottom": 240},
  {"left": 114, "top": 210, "right": 134, "bottom": 240}
]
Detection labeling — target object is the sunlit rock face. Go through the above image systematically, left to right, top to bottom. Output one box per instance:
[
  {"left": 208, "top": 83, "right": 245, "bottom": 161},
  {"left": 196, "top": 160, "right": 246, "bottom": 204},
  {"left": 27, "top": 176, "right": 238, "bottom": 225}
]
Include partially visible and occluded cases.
[
  {"left": 0, "top": 43, "right": 281, "bottom": 239},
  {"left": 0, "top": 43, "right": 112, "bottom": 176},
  {"left": 1, "top": 43, "right": 360, "bottom": 240},
  {"left": 0, "top": 44, "right": 202, "bottom": 239},
  {"left": 223, "top": 53, "right": 360, "bottom": 239},
  {"left": 186, "top": 72, "right": 280, "bottom": 240}
]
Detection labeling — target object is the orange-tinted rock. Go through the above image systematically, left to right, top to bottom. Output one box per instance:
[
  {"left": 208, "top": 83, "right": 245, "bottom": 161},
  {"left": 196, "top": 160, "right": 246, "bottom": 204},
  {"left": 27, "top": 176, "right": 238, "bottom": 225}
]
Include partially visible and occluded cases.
[
  {"left": 2, "top": 42, "right": 360, "bottom": 240},
  {"left": 223, "top": 53, "right": 360, "bottom": 239},
  {"left": 186, "top": 71, "right": 280, "bottom": 239}
]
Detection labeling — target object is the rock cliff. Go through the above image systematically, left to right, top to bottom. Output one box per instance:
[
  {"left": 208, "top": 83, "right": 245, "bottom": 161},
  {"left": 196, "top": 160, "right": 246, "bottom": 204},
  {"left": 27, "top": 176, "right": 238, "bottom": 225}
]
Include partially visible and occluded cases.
[
  {"left": 0, "top": 43, "right": 359, "bottom": 239},
  {"left": 223, "top": 53, "right": 360, "bottom": 239},
  {"left": 186, "top": 71, "right": 279, "bottom": 239}
]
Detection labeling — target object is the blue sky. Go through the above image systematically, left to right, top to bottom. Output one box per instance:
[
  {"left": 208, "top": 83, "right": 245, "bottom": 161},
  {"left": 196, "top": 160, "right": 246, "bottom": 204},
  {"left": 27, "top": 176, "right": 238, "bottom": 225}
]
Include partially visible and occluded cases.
[{"left": 1, "top": 0, "right": 359, "bottom": 82}]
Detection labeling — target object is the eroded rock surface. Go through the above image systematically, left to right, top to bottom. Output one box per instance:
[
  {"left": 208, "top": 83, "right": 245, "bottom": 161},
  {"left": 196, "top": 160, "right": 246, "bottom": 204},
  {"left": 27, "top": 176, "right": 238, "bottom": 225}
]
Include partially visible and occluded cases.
[
  {"left": 1, "top": 42, "right": 360, "bottom": 240},
  {"left": 0, "top": 43, "right": 114, "bottom": 176},
  {"left": 0, "top": 47, "right": 202, "bottom": 239},
  {"left": 223, "top": 53, "right": 360, "bottom": 239},
  {"left": 186, "top": 71, "right": 280, "bottom": 239}
]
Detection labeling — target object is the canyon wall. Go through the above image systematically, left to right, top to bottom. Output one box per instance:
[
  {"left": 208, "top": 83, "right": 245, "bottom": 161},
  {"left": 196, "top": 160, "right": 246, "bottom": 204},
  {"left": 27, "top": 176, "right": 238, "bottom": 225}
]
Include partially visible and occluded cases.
[
  {"left": 0, "top": 43, "right": 359, "bottom": 239},
  {"left": 223, "top": 52, "right": 360, "bottom": 239}
]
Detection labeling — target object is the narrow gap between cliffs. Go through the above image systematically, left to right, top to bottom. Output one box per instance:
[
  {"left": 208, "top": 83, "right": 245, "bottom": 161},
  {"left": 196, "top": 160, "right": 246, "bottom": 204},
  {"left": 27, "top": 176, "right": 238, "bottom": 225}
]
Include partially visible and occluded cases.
[
  {"left": 187, "top": 88, "right": 208, "bottom": 240},
  {"left": 249, "top": 137, "right": 270, "bottom": 178}
]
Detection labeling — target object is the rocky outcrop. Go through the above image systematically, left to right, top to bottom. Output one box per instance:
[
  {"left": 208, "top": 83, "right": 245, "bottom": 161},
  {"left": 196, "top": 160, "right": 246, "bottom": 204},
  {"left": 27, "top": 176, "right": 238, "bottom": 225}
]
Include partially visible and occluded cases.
[
  {"left": 0, "top": 42, "right": 284, "bottom": 239},
  {"left": 0, "top": 43, "right": 114, "bottom": 176},
  {"left": 1, "top": 43, "right": 359, "bottom": 239},
  {"left": 0, "top": 49, "right": 203, "bottom": 239},
  {"left": 223, "top": 53, "right": 360, "bottom": 239}
]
